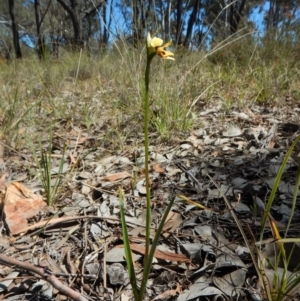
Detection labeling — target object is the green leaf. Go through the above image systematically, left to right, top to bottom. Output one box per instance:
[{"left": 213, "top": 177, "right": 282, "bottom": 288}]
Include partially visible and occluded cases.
[{"left": 119, "top": 189, "right": 139, "bottom": 300}]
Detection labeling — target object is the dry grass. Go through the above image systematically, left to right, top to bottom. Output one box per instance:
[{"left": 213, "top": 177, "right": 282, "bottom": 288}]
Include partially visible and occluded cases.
[{"left": 0, "top": 36, "right": 299, "bottom": 149}]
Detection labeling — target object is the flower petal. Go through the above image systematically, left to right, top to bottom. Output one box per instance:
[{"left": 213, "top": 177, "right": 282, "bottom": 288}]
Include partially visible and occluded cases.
[
  {"left": 147, "top": 32, "right": 152, "bottom": 47},
  {"left": 146, "top": 33, "right": 174, "bottom": 61},
  {"left": 150, "top": 37, "right": 164, "bottom": 48},
  {"left": 162, "top": 40, "right": 172, "bottom": 48},
  {"left": 156, "top": 48, "right": 174, "bottom": 60},
  {"left": 164, "top": 56, "right": 175, "bottom": 60}
]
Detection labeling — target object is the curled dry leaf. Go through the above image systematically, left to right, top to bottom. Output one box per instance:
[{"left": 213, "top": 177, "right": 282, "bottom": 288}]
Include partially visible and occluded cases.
[{"left": 162, "top": 211, "right": 182, "bottom": 238}]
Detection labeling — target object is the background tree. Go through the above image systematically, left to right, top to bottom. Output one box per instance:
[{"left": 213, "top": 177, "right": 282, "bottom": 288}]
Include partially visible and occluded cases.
[
  {"left": 0, "top": 0, "right": 299, "bottom": 58},
  {"left": 8, "top": 0, "right": 22, "bottom": 58},
  {"left": 34, "top": 0, "right": 51, "bottom": 59},
  {"left": 56, "top": 0, "right": 104, "bottom": 49},
  {"left": 131, "top": 0, "right": 149, "bottom": 47},
  {"left": 157, "top": 0, "right": 172, "bottom": 40},
  {"left": 176, "top": 0, "right": 183, "bottom": 44},
  {"left": 183, "top": 0, "right": 201, "bottom": 47},
  {"left": 228, "top": 0, "right": 247, "bottom": 34}
]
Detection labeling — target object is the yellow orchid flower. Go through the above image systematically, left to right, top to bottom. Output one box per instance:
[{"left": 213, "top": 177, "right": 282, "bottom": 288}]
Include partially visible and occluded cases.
[{"left": 147, "top": 33, "right": 175, "bottom": 60}]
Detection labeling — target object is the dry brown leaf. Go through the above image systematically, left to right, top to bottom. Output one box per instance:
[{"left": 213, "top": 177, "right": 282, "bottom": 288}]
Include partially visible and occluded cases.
[
  {"left": 246, "top": 108, "right": 257, "bottom": 119},
  {"left": 246, "top": 108, "right": 268, "bottom": 123},
  {"left": 77, "top": 137, "right": 88, "bottom": 144},
  {"left": 268, "top": 140, "right": 276, "bottom": 148},
  {"left": 0, "top": 143, "right": 4, "bottom": 165},
  {"left": 152, "top": 163, "right": 165, "bottom": 173},
  {"left": 99, "top": 172, "right": 131, "bottom": 182},
  {"left": 0, "top": 173, "right": 8, "bottom": 190},
  {"left": 3, "top": 182, "right": 46, "bottom": 235},
  {"left": 7, "top": 182, "right": 40, "bottom": 200},
  {"left": 162, "top": 211, "right": 182, "bottom": 238},
  {"left": 119, "top": 244, "right": 190, "bottom": 263},
  {"left": 152, "top": 284, "right": 182, "bottom": 301}
]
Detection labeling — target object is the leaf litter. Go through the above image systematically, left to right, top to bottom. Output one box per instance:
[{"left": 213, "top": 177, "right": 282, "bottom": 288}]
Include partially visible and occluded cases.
[{"left": 0, "top": 101, "right": 300, "bottom": 300}]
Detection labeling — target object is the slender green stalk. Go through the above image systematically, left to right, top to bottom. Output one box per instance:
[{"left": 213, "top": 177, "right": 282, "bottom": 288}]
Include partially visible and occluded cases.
[{"left": 143, "top": 55, "right": 153, "bottom": 263}]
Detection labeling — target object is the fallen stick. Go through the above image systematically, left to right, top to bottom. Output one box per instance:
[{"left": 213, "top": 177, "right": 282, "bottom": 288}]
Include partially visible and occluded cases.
[{"left": 0, "top": 254, "right": 88, "bottom": 301}]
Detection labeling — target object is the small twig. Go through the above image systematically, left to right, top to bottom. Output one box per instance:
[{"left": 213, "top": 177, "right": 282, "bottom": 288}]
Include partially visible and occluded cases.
[
  {"left": 69, "top": 129, "right": 81, "bottom": 165},
  {"left": 176, "top": 162, "right": 203, "bottom": 192},
  {"left": 81, "top": 211, "right": 88, "bottom": 295},
  {"left": 15, "top": 215, "right": 147, "bottom": 236},
  {"left": 103, "top": 242, "right": 107, "bottom": 289},
  {"left": 0, "top": 254, "right": 88, "bottom": 301},
  {"left": 53, "top": 272, "right": 98, "bottom": 278}
]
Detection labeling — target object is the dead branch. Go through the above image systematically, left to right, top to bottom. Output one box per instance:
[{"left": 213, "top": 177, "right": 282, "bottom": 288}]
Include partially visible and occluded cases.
[{"left": 0, "top": 254, "right": 88, "bottom": 301}]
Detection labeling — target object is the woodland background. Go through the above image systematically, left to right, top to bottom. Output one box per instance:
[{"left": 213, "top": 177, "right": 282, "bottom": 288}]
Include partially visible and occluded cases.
[{"left": 1, "top": 0, "right": 300, "bottom": 60}]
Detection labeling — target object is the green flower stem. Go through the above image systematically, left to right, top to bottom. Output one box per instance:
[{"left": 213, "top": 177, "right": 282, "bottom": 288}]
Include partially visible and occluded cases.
[
  {"left": 143, "top": 54, "right": 154, "bottom": 264},
  {"left": 139, "top": 194, "right": 175, "bottom": 299}
]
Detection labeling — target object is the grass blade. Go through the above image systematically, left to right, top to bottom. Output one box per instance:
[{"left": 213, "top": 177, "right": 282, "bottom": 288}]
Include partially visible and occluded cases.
[
  {"left": 260, "top": 135, "right": 300, "bottom": 242},
  {"left": 285, "top": 156, "right": 300, "bottom": 238},
  {"left": 119, "top": 189, "right": 139, "bottom": 300}
]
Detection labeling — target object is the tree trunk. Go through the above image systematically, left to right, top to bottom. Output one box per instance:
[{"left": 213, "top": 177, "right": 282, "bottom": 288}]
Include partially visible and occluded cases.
[
  {"left": 8, "top": 0, "right": 22, "bottom": 58},
  {"left": 34, "top": 0, "right": 46, "bottom": 59},
  {"left": 56, "top": 0, "right": 104, "bottom": 50},
  {"left": 57, "top": 0, "right": 83, "bottom": 49},
  {"left": 70, "top": 0, "right": 83, "bottom": 48},
  {"left": 106, "top": 0, "right": 113, "bottom": 44},
  {"left": 131, "top": 0, "right": 145, "bottom": 48},
  {"left": 132, "top": 0, "right": 139, "bottom": 47},
  {"left": 159, "top": 0, "right": 172, "bottom": 40},
  {"left": 159, "top": 0, "right": 165, "bottom": 36},
  {"left": 166, "top": 0, "right": 171, "bottom": 38},
  {"left": 176, "top": 0, "right": 183, "bottom": 45},
  {"left": 184, "top": 0, "right": 201, "bottom": 47},
  {"left": 229, "top": 0, "right": 247, "bottom": 34},
  {"left": 267, "top": 0, "right": 280, "bottom": 31},
  {"left": 102, "top": 1, "right": 108, "bottom": 44}
]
